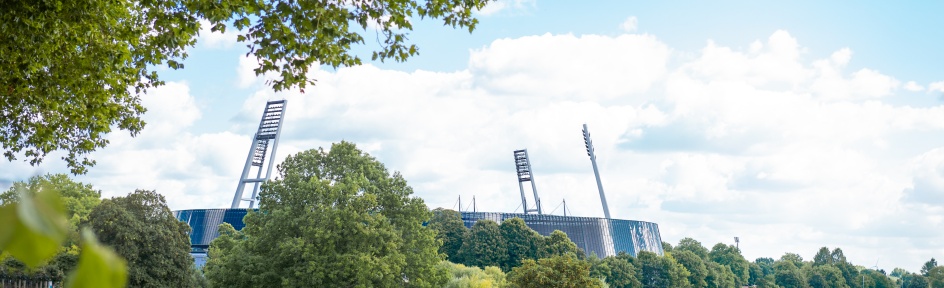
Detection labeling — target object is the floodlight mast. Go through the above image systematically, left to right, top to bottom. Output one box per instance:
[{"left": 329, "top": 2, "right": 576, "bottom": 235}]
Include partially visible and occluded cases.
[
  {"left": 231, "top": 100, "right": 287, "bottom": 209},
  {"left": 583, "top": 124, "right": 611, "bottom": 219},
  {"left": 514, "top": 149, "right": 542, "bottom": 214}
]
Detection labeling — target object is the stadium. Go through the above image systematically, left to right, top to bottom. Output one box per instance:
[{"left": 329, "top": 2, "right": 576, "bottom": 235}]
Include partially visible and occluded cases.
[{"left": 174, "top": 101, "right": 664, "bottom": 267}]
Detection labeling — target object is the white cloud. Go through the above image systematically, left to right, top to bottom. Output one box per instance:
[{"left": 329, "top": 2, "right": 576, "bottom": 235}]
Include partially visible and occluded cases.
[
  {"left": 476, "top": 0, "right": 536, "bottom": 16},
  {"left": 620, "top": 16, "right": 638, "bottom": 32},
  {"left": 197, "top": 19, "right": 240, "bottom": 49},
  {"left": 468, "top": 33, "right": 670, "bottom": 102},
  {"left": 904, "top": 81, "right": 925, "bottom": 92},
  {"left": 930, "top": 81, "right": 944, "bottom": 93}
]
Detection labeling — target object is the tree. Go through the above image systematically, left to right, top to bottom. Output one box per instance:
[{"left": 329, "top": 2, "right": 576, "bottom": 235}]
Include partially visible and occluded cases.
[
  {"left": 1, "top": 0, "right": 490, "bottom": 174},
  {"left": 205, "top": 142, "right": 447, "bottom": 287},
  {"left": 0, "top": 174, "right": 101, "bottom": 231},
  {"left": 87, "top": 189, "right": 193, "bottom": 288},
  {"left": 429, "top": 208, "right": 467, "bottom": 262},
  {"left": 499, "top": 217, "right": 542, "bottom": 271},
  {"left": 458, "top": 220, "right": 507, "bottom": 269},
  {"left": 203, "top": 223, "right": 249, "bottom": 287},
  {"left": 542, "top": 230, "right": 581, "bottom": 258},
  {"left": 677, "top": 238, "right": 710, "bottom": 260},
  {"left": 709, "top": 243, "right": 750, "bottom": 286},
  {"left": 813, "top": 247, "right": 832, "bottom": 266},
  {"left": 830, "top": 248, "right": 847, "bottom": 264},
  {"left": 674, "top": 250, "right": 708, "bottom": 288},
  {"left": 636, "top": 251, "right": 691, "bottom": 288},
  {"left": 780, "top": 253, "right": 805, "bottom": 270},
  {"left": 507, "top": 254, "right": 604, "bottom": 288},
  {"left": 591, "top": 256, "right": 642, "bottom": 288},
  {"left": 604, "top": 256, "right": 643, "bottom": 288},
  {"left": 756, "top": 257, "right": 777, "bottom": 277},
  {"left": 923, "top": 258, "right": 939, "bottom": 276},
  {"left": 438, "top": 261, "right": 508, "bottom": 288},
  {"left": 774, "top": 261, "right": 808, "bottom": 288},
  {"left": 834, "top": 261, "right": 859, "bottom": 288},
  {"left": 705, "top": 262, "right": 736, "bottom": 288},
  {"left": 750, "top": 262, "right": 765, "bottom": 286},
  {"left": 807, "top": 265, "right": 848, "bottom": 288},
  {"left": 927, "top": 266, "right": 944, "bottom": 288},
  {"left": 892, "top": 268, "right": 909, "bottom": 278},
  {"left": 862, "top": 269, "right": 896, "bottom": 288},
  {"left": 906, "top": 274, "right": 930, "bottom": 288}
]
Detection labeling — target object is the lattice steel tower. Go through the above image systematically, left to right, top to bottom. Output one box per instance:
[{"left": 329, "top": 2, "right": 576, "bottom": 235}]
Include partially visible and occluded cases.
[
  {"left": 231, "top": 100, "right": 287, "bottom": 209},
  {"left": 582, "top": 124, "right": 611, "bottom": 219},
  {"left": 513, "top": 149, "right": 543, "bottom": 214}
]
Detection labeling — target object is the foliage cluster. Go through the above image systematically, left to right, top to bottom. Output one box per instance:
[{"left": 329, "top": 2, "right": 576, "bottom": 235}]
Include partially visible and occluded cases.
[
  {"left": 1, "top": 0, "right": 490, "bottom": 174},
  {"left": 205, "top": 142, "right": 447, "bottom": 287},
  {"left": 0, "top": 175, "right": 125, "bottom": 287},
  {"left": 1, "top": 175, "right": 200, "bottom": 288},
  {"left": 428, "top": 211, "right": 583, "bottom": 271},
  {"left": 438, "top": 261, "right": 509, "bottom": 288}
]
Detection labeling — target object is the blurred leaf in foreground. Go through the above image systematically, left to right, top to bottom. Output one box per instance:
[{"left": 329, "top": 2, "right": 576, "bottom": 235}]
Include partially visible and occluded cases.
[
  {"left": 0, "top": 186, "right": 68, "bottom": 267},
  {"left": 66, "top": 229, "right": 127, "bottom": 288}
]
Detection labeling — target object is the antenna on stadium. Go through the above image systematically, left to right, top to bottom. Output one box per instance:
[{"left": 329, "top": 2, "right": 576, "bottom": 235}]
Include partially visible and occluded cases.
[
  {"left": 231, "top": 100, "right": 287, "bottom": 209},
  {"left": 582, "top": 124, "right": 611, "bottom": 219},
  {"left": 513, "top": 149, "right": 543, "bottom": 214}
]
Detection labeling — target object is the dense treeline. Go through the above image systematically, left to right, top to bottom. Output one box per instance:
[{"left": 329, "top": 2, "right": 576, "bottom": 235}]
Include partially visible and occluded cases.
[
  {"left": 3, "top": 145, "right": 943, "bottom": 287},
  {"left": 425, "top": 206, "right": 942, "bottom": 288},
  {"left": 428, "top": 208, "right": 942, "bottom": 288}
]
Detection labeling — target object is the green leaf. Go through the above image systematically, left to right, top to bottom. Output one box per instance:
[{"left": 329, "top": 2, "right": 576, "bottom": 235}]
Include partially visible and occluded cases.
[
  {"left": 0, "top": 187, "right": 68, "bottom": 268},
  {"left": 67, "top": 229, "right": 128, "bottom": 288}
]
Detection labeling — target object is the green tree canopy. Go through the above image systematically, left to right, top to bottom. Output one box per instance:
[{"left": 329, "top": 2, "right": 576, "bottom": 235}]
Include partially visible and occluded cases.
[
  {"left": 1, "top": 0, "right": 490, "bottom": 174},
  {"left": 205, "top": 142, "right": 447, "bottom": 287},
  {"left": 0, "top": 173, "right": 100, "bottom": 230},
  {"left": 87, "top": 189, "right": 193, "bottom": 288},
  {"left": 429, "top": 208, "right": 467, "bottom": 262},
  {"left": 499, "top": 217, "right": 542, "bottom": 271},
  {"left": 458, "top": 220, "right": 507, "bottom": 269},
  {"left": 202, "top": 223, "right": 248, "bottom": 287},
  {"left": 542, "top": 230, "right": 581, "bottom": 258},
  {"left": 677, "top": 238, "right": 709, "bottom": 260},
  {"left": 708, "top": 243, "right": 750, "bottom": 286},
  {"left": 813, "top": 247, "right": 832, "bottom": 266},
  {"left": 830, "top": 248, "right": 847, "bottom": 264},
  {"left": 674, "top": 250, "right": 708, "bottom": 288},
  {"left": 636, "top": 251, "right": 692, "bottom": 288},
  {"left": 780, "top": 253, "right": 806, "bottom": 270},
  {"left": 507, "top": 254, "right": 605, "bottom": 288},
  {"left": 590, "top": 255, "right": 642, "bottom": 288},
  {"left": 756, "top": 257, "right": 776, "bottom": 277},
  {"left": 923, "top": 258, "right": 939, "bottom": 276},
  {"left": 774, "top": 260, "right": 808, "bottom": 288},
  {"left": 438, "top": 261, "right": 508, "bottom": 288},
  {"left": 705, "top": 261, "right": 736, "bottom": 288},
  {"left": 807, "top": 265, "right": 848, "bottom": 288},
  {"left": 927, "top": 266, "right": 944, "bottom": 288},
  {"left": 892, "top": 268, "right": 909, "bottom": 278},
  {"left": 861, "top": 269, "right": 897, "bottom": 288},
  {"left": 906, "top": 274, "right": 930, "bottom": 288}
]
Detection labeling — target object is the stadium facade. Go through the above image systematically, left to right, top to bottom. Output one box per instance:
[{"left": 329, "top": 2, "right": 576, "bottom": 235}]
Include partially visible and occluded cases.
[
  {"left": 174, "top": 208, "right": 663, "bottom": 267},
  {"left": 173, "top": 209, "right": 249, "bottom": 267},
  {"left": 460, "top": 212, "right": 663, "bottom": 258}
]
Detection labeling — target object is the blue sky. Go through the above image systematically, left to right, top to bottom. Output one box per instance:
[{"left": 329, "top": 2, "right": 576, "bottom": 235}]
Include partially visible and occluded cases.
[{"left": 5, "top": 0, "right": 944, "bottom": 272}]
